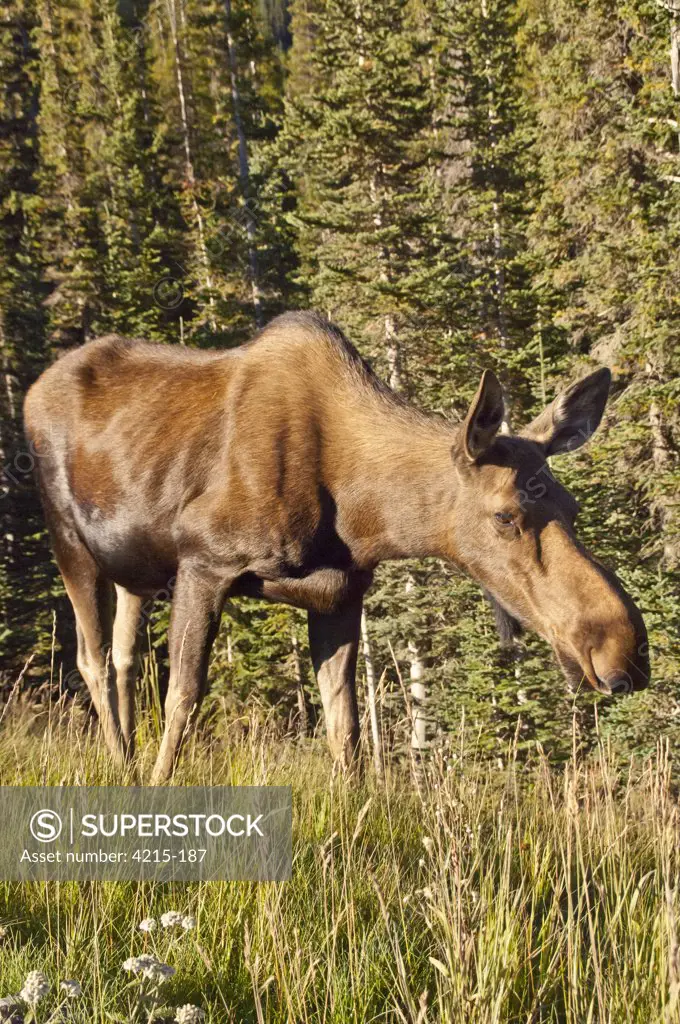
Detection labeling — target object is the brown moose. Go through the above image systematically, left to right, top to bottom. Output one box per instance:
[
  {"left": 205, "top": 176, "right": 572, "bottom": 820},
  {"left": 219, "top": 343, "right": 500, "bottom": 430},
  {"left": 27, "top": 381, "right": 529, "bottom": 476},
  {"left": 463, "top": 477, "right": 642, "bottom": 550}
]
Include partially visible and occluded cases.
[{"left": 24, "top": 311, "right": 649, "bottom": 782}]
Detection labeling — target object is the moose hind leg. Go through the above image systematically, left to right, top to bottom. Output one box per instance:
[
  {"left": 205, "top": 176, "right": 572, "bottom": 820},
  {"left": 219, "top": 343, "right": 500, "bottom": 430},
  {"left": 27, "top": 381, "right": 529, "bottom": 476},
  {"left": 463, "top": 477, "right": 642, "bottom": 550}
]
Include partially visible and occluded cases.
[
  {"left": 57, "top": 543, "right": 126, "bottom": 765},
  {"left": 150, "top": 565, "right": 227, "bottom": 785},
  {"left": 112, "top": 585, "right": 143, "bottom": 753},
  {"left": 308, "top": 598, "right": 362, "bottom": 769}
]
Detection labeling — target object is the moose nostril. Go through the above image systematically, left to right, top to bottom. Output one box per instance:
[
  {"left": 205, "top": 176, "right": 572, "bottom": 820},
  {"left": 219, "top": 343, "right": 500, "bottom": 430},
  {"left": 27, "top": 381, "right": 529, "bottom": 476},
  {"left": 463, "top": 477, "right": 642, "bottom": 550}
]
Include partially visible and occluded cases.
[{"left": 602, "top": 674, "right": 633, "bottom": 696}]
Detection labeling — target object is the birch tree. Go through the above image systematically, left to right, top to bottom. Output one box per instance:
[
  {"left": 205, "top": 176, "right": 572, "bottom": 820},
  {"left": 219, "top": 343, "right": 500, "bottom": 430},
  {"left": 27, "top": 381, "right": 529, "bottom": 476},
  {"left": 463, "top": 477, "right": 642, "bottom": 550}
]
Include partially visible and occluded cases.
[
  {"left": 163, "top": 0, "right": 216, "bottom": 329},
  {"left": 222, "top": 0, "right": 262, "bottom": 324}
]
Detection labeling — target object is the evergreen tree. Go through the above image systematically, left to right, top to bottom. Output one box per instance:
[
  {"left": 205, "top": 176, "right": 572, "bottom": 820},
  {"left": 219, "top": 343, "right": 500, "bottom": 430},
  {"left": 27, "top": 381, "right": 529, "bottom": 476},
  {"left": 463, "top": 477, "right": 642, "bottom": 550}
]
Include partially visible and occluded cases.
[
  {"left": 0, "top": 0, "right": 57, "bottom": 678},
  {"left": 148, "top": 0, "right": 290, "bottom": 343},
  {"left": 282, "top": 0, "right": 443, "bottom": 378},
  {"left": 521, "top": 0, "right": 680, "bottom": 755},
  {"left": 524, "top": 0, "right": 680, "bottom": 565}
]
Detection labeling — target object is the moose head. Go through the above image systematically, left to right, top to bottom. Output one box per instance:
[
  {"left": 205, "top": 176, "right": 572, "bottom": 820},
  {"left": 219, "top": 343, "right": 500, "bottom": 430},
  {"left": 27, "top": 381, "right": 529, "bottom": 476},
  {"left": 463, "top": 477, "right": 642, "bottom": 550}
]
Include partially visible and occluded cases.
[{"left": 449, "top": 368, "right": 649, "bottom": 695}]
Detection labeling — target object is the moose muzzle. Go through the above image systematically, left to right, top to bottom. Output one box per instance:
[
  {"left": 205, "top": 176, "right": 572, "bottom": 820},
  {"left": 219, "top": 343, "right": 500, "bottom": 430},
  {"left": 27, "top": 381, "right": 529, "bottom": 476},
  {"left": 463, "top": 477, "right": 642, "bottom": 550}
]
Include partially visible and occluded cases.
[{"left": 556, "top": 560, "right": 650, "bottom": 695}]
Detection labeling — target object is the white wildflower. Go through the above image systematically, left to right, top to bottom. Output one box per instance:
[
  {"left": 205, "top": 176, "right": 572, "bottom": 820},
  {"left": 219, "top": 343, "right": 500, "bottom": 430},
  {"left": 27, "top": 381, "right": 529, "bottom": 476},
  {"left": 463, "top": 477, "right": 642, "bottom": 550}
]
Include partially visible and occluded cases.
[
  {"left": 422, "top": 837, "right": 434, "bottom": 855},
  {"left": 161, "top": 911, "right": 184, "bottom": 929},
  {"left": 181, "top": 915, "right": 196, "bottom": 931},
  {"left": 139, "top": 918, "right": 156, "bottom": 933},
  {"left": 123, "top": 953, "right": 158, "bottom": 975},
  {"left": 123, "top": 953, "right": 174, "bottom": 984},
  {"left": 142, "top": 961, "right": 175, "bottom": 984},
  {"left": 20, "top": 971, "right": 50, "bottom": 1005},
  {"left": 60, "top": 979, "right": 82, "bottom": 998},
  {"left": 176, "top": 1005, "right": 206, "bottom": 1024}
]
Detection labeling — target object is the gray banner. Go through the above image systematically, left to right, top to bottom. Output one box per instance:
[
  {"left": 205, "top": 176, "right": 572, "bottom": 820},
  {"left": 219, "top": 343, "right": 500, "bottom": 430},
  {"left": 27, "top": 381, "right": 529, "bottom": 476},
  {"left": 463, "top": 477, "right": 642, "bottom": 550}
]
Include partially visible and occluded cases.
[{"left": 0, "top": 786, "right": 291, "bottom": 881}]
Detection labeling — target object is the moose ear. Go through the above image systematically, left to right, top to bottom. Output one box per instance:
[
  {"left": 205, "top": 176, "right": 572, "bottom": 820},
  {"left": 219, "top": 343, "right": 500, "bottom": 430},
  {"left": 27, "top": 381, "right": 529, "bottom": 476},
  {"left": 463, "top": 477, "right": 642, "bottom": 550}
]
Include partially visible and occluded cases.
[
  {"left": 521, "top": 368, "right": 611, "bottom": 456},
  {"left": 461, "top": 370, "right": 504, "bottom": 462}
]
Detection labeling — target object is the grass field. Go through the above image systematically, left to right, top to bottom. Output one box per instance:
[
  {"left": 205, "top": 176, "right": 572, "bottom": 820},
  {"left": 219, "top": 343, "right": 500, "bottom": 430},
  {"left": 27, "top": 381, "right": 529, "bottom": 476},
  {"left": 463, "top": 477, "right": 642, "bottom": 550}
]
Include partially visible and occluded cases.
[{"left": 0, "top": 693, "right": 679, "bottom": 1024}]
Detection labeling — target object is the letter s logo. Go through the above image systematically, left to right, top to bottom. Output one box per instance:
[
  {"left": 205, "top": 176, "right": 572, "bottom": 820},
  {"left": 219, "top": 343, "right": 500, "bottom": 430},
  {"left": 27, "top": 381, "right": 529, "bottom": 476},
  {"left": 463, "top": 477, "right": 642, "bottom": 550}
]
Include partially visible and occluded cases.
[{"left": 30, "top": 809, "right": 63, "bottom": 843}]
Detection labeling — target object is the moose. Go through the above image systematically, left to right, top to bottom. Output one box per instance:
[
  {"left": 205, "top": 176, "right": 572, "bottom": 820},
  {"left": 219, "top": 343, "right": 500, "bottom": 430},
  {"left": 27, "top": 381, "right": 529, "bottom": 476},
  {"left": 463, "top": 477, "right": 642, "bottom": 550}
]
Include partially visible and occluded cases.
[{"left": 24, "top": 311, "right": 649, "bottom": 782}]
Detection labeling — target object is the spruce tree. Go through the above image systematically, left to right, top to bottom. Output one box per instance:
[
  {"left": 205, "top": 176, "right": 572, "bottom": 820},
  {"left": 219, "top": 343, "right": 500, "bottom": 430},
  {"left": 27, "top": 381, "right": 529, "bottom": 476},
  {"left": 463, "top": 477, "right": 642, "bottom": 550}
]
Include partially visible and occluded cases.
[
  {"left": 0, "top": 0, "right": 59, "bottom": 677},
  {"left": 523, "top": 0, "right": 680, "bottom": 756}
]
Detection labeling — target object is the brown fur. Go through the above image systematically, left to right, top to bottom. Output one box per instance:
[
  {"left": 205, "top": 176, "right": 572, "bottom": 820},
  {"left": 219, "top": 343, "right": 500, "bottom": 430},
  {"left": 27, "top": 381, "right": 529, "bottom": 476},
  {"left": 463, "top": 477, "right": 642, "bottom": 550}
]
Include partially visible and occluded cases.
[{"left": 24, "top": 311, "right": 649, "bottom": 781}]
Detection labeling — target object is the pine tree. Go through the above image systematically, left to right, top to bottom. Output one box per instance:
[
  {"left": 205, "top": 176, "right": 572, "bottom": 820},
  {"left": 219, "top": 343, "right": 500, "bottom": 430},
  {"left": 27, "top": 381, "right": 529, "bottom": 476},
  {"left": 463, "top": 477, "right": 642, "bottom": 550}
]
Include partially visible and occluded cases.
[
  {"left": 0, "top": 0, "right": 59, "bottom": 677},
  {"left": 147, "top": 0, "right": 290, "bottom": 344},
  {"left": 283, "top": 0, "right": 442, "bottom": 373},
  {"left": 430, "top": 0, "right": 545, "bottom": 415},
  {"left": 522, "top": 0, "right": 680, "bottom": 755}
]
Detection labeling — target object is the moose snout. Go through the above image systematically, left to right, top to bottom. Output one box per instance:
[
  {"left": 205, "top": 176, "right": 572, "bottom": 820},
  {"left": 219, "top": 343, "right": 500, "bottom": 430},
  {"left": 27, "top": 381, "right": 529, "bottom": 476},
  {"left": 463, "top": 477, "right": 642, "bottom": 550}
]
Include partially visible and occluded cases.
[
  {"left": 551, "top": 554, "right": 651, "bottom": 696},
  {"left": 581, "top": 617, "right": 650, "bottom": 695},
  {"left": 590, "top": 640, "right": 650, "bottom": 694}
]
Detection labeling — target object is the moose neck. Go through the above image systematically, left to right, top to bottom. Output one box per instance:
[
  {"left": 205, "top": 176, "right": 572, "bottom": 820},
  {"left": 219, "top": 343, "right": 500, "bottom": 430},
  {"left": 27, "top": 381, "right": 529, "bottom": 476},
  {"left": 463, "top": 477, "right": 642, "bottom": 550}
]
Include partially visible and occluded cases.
[{"left": 332, "top": 400, "right": 458, "bottom": 567}]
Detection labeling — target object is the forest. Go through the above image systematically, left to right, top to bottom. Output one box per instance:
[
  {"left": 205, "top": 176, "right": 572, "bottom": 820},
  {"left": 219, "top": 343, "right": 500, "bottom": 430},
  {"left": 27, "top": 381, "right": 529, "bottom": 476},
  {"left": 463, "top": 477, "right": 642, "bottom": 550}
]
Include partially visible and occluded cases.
[{"left": 1, "top": 0, "right": 679, "bottom": 768}]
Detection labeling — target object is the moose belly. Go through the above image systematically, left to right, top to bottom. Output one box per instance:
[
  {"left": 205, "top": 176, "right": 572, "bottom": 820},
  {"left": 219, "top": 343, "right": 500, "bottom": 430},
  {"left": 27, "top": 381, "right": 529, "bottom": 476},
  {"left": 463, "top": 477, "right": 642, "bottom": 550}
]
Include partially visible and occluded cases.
[{"left": 73, "top": 501, "right": 178, "bottom": 595}]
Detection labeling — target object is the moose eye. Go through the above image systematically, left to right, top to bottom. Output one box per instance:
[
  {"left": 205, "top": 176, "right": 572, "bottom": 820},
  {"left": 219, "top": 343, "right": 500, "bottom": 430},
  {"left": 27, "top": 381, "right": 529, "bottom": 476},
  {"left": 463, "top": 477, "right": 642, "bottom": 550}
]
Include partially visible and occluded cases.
[{"left": 494, "top": 511, "right": 515, "bottom": 527}]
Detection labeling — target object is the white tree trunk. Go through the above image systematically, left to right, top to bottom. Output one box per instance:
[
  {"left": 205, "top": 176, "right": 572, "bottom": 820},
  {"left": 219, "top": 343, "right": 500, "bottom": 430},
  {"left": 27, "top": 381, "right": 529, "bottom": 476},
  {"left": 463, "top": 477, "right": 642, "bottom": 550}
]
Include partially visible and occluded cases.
[
  {"left": 165, "top": 0, "right": 216, "bottom": 328},
  {"left": 222, "top": 0, "right": 262, "bottom": 324},
  {"left": 480, "top": 0, "right": 512, "bottom": 434},
  {"left": 654, "top": 1, "right": 680, "bottom": 143},
  {"left": 671, "top": 9, "right": 680, "bottom": 148},
  {"left": 385, "top": 314, "right": 402, "bottom": 392},
  {"left": 647, "top": 361, "right": 676, "bottom": 566},
  {"left": 404, "top": 576, "right": 427, "bottom": 752},
  {"left": 360, "top": 610, "right": 383, "bottom": 777},
  {"left": 291, "top": 629, "right": 309, "bottom": 736}
]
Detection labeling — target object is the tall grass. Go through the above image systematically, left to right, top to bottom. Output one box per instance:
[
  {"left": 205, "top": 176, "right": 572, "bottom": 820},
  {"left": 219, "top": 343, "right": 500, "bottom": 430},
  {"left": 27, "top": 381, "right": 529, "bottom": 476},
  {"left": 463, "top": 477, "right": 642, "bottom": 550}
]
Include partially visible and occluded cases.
[{"left": 0, "top": 694, "right": 678, "bottom": 1023}]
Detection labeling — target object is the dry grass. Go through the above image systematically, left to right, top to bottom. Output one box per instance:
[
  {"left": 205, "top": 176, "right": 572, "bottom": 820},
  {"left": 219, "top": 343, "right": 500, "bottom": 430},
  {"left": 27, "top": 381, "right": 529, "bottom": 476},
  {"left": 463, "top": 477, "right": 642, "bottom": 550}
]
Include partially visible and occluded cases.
[{"left": 0, "top": 694, "right": 678, "bottom": 1023}]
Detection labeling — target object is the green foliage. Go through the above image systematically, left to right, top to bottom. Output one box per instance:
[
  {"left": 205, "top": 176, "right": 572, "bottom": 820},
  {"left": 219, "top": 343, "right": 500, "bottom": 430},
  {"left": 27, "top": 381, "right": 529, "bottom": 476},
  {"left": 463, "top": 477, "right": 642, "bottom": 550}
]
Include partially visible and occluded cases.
[{"left": 0, "top": 0, "right": 61, "bottom": 675}]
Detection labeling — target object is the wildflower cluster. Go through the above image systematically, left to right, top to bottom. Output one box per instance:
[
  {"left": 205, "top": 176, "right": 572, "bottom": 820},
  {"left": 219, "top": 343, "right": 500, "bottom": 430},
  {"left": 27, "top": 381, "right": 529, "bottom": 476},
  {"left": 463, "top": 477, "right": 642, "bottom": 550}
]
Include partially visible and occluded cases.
[
  {"left": 122, "top": 910, "right": 207, "bottom": 1020},
  {"left": 0, "top": 911, "right": 206, "bottom": 1021},
  {"left": 161, "top": 911, "right": 184, "bottom": 929},
  {"left": 138, "top": 912, "right": 196, "bottom": 933},
  {"left": 164, "top": 912, "right": 196, "bottom": 931},
  {"left": 123, "top": 953, "right": 175, "bottom": 983},
  {"left": 0, "top": 970, "right": 84, "bottom": 1018},
  {"left": 20, "top": 971, "right": 50, "bottom": 1006},
  {"left": 176, "top": 1005, "right": 206, "bottom": 1023}
]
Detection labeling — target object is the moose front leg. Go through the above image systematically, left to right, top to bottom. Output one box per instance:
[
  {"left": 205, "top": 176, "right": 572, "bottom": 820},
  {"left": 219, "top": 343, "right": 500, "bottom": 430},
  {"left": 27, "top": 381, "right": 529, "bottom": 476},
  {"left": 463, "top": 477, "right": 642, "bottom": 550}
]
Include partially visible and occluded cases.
[
  {"left": 150, "top": 564, "right": 227, "bottom": 785},
  {"left": 258, "top": 567, "right": 372, "bottom": 615},
  {"left": 308, "top": 598, "right": 362, "bottom": 769}
]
